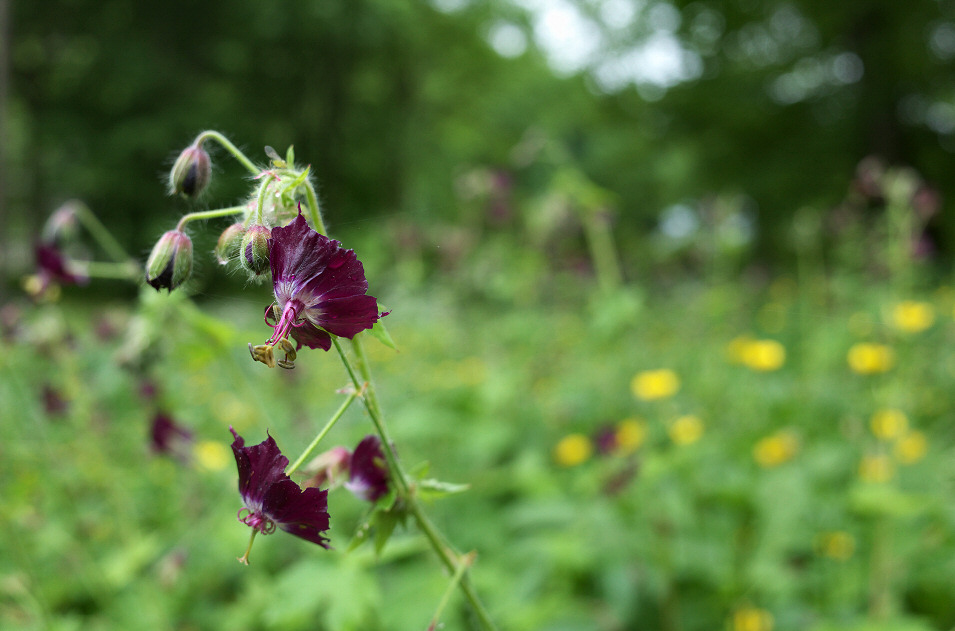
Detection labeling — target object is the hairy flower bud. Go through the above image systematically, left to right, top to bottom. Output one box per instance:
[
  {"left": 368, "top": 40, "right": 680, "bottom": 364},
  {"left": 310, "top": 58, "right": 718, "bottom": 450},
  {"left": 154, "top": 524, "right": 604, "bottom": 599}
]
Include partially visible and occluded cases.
[
  {"left": 169, "top": 145, "right": 211, "bottom": 197},
  {"left": 215, "top": 223, "right": 246, "bottom": 265},
  {"left": 241, "top": 225, "right": 271, "bottom": 276},
  {"left": 146, "top": 230, "right": 193, "bottom": 291}
]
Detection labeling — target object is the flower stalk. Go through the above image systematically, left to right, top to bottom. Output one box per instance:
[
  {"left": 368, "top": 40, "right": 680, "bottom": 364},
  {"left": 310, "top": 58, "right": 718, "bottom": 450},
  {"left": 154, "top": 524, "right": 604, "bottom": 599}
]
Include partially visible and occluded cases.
[
  {"left": 193, "top": 130, "right": 260, "bottom": 176},
  {"left": 175, "top": 206, "right": 246, "bottom": 232},
  {"left": 331, "top": 336, "right": 498, "bottom": 631},
  {"left": 286, "top": 388, "right": 360, "bottom": 476}
]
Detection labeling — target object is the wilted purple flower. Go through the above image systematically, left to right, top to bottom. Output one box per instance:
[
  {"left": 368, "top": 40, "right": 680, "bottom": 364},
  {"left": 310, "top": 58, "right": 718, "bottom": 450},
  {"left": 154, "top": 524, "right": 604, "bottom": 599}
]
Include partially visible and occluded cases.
[
  {"left": 249, "top": 213, "right": 381, "bottom": 369},
  {"left": 150, "top": 412, "right": 193, "bottom": 456},
  {"left": 230, "top": 427, "right": 330, "bottom": 559},
  {"left": 344, "top": 435, "right": 390, "bottom": 502}
]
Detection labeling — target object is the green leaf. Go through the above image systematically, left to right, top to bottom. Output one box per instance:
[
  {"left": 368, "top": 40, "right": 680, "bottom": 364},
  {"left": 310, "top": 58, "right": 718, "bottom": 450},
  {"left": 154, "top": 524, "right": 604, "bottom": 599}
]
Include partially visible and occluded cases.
[
  {"left": 285, "top": 144, "right": 295, "bottom": 166},
  {"left": 369, "top": 313, "right": 397, "bottom": 351},
  {"left": 416, "top": 478, "right": 470, "bottom": 501}
]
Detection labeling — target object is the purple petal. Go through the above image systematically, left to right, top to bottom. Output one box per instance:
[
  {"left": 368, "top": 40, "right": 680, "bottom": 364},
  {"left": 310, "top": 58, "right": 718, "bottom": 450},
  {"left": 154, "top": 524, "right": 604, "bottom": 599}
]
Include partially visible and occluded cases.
[
  {"left": 36, "top": 243, "right": 87, "bottom": 285},
  {"left": 306, "top": 294, "right": 380, "bottom": 339},
  {"left": 290, "top": 321, "right": 333, "bottom": 351},
  {"left": 230, "top": 428, "right": 290, "bottom": 508},
  {"left": 345, "top": 435, "right": 389, "bottom": 502},
  {"left": 266, "top": 481, "right": 331, "bottom": 547}
]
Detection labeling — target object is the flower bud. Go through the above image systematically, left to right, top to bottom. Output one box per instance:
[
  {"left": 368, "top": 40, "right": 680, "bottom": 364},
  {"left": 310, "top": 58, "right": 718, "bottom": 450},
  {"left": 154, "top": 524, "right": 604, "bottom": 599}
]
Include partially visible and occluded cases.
[
  {"left": 169, "top": 145, "right": 211, "bottom": 197},
  {"left": 215, "top": 223, "right": 246, "bottom": 265},
  {"left": 240, "top": 225, "right": 271, "bottom": 276},
  {"left": 146, "top": 230, "right": 193, "bottom": 291},
  {"left": 302, "top": 446, "right": 351, "bottom": 489}
]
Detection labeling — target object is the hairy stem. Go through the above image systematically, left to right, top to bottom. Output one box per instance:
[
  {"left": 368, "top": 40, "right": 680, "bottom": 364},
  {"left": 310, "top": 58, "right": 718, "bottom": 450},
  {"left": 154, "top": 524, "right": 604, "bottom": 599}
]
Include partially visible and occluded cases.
[
  {"left": 194, "top": 130, "right": 259, "bottom": 176},
  {"left": 175, "top": 205, "right": 246, "bottom": 232},
  {"left": 331, "top": 336, "right": 497, "bottom": 631},
  {"left": 286, "top": 390, "right": 359, "bottom": 476}
]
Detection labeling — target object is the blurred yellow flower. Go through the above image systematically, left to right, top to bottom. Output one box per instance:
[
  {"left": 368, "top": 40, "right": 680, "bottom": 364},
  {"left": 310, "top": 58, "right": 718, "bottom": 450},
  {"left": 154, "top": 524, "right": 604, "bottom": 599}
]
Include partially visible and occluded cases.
[
  {"left": 891, "top": 300, "right": 935, "bottom": 333},
  {"left": 727, "top": 335, "right": 754, "bottom": 364},
  {"left": 741, "top": 339, "right": 786, "bottom": 372},
  {"left": 847, "top": 343, "right": 894, "bottom": 375},
  {"left": 631, "top": 369, "right": 680, "bottom": 401},
  {"left": 869, "top": 409, "right": 909, "bottom": 441},
  {"left": 668, "top": 415, "right": 704, "bottom": 446},
  {"left": 615, "top": 418, "right": 647, "bottom": 454},
  {"left": 753, "top": 431, "right": 799, "bottom": 468},
  {"left": 894, "top": 431, "right": 928, "bottom": 464},
  {"left": 554, "top": 433, "right": 593, "bottom": 467},
  {"left": 195, "top": 440, "right": 230, "bottom": 472},
  {"left": 858, "top": 454, "right": 894, "bottom": 483},
  {"left": 815, "top": 531, "right": 855, "bottom": 561},
  {"left": 732, "top": 607, "right": 774, "bottom": 631}
]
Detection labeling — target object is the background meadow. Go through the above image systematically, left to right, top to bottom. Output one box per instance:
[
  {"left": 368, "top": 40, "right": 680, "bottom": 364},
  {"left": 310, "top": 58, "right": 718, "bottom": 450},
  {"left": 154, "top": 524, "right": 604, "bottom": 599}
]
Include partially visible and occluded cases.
[{"left": 4, "top": 1, "right": 955, "bottom": 630}]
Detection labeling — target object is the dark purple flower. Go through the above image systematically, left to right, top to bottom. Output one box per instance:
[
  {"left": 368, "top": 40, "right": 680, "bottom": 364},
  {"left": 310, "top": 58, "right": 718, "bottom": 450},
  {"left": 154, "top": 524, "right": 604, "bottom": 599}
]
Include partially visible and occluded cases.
[
  {"left": 249, "top": 213, "right": 380, "bottom": 368},
  {"left": 26, "top": 243, "right": 88, "bottom": 299},
  {"left": 42, "top": 383, "right": 69, "bottom": 417},
  {"left": 150, "top": 412, "right": 193, "bottom": 456},
  {"left": 230, "top": 427, "right": 330, "bottom": 554},
  {"left": 344, "top": 435, "right": 390, "bottom": 502}
]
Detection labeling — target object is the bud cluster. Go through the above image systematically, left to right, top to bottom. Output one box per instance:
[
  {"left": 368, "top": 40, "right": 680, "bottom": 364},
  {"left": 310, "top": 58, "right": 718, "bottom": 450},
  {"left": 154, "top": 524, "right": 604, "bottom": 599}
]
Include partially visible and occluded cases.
[{"left": 148, "top": 140, "right": 322, "bottom": 290}]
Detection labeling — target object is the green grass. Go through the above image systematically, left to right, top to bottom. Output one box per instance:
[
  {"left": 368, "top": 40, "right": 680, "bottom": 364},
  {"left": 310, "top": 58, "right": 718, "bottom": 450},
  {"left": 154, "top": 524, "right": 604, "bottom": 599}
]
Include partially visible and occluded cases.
[{"left": 3, "top": 261, "right": 955, "bottom": 630}]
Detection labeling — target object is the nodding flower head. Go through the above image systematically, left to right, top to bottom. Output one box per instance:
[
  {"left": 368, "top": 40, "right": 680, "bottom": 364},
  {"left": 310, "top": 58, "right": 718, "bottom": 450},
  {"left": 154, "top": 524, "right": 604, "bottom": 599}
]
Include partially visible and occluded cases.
[
  {"left": 170, "top": 144, "right": 212, "bottom": 198},
  {"left": 249, "top": 213, "right": 381, "bottom": 369},
  {"left": 215, "top": 223, "right": 246, "bottom": 265},
  {"left": 240, "top": 224, "right": 271, "bottom": 276},
  {"left": 145, "top": 230, "right": 193, "bottom": 291},
  {"left": 230, "top": 427, "right": 330, "bottom": 562}
]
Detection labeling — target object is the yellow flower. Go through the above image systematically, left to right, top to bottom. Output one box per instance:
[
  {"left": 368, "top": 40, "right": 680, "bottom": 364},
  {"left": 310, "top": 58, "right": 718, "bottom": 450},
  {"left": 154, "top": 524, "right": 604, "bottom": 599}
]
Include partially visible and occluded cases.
[
  {"left": 891, "top": 300, "right": 935, "bottom": 333},
  {"left": 727, "top": 335, "right": 754, "bottom": 364},
  {"left": 740, "top": 339, "right": 786, "bottom": 372},
  {"left": 847, "top": 343, "right": 894, "bottom": 375},
  {"left": 631, "top": 369, "right": 680, "bottom": 401},
  {"left": 869, "top": 409, "right": 909, "bottom": 441},
  {"left": 668, "top": 415, "right": 704, "bottom": 446},
  {"left": 614, "top": 418, "right": 647, "bottom": 454},
  {"left": 753, "top": 431, "right": 799, "bottom": 468},
  {"left": 894, "top": 431, "right": 928, "bottom": 464},
  {"left": 554, "top": 433, "right": 593, "bottom": 467},
  {"left": 194, "top": 440, "right": 230, "bottom": 472},
  {"left": 858, "top": 454, "right": 894, "bottom": 483},
  {"left": 815, "top": 531, "right": 855, "bottom": 561},
  {"left": 732, "top": 607, "right": 774, "bottom": 631}
]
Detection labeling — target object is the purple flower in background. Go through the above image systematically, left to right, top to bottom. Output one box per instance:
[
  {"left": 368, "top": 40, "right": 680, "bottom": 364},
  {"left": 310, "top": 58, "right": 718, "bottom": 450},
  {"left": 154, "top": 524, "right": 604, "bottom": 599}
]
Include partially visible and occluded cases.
[
  {"left": 249, "top": 213, "right": 380, "bottom": 369},
  {"left": 26, "top": 243, "right": 88, "bottom": 299},
  {"left": 150, "top": 412, "right": 192, "bottom": 457},
  {"left": 230, "top": 427, "right": 330, "bottom": 559},
  {"left": 344, "top": 435, "right": 390, "bottom": 502}
]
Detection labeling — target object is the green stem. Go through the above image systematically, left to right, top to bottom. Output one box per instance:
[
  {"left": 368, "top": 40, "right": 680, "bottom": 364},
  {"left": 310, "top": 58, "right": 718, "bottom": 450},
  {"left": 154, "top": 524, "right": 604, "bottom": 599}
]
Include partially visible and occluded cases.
[
  {"left": 194, "top": 130, "right": 260, "bottom": 176},
  {"left": 253, "top": 177, "right": 275, "bottom": 225},
  {"left": 303, "top": 180, "right": 326, "bottom": 235},
  {"left": 69, "top": 201, "right": 133, "bottom": 264},
  {"left": 175, "top": 205, "right": 246, "bottom": 232},
  {"left": 582, "top": 210, "right": 623, "bottom": 293},
  {"left": 79, "top": 260, "right": 141, "bottom": 280},
  {"left": 330, "top": 336, "right": 497, "bottom": 631},
  {"left": 286, "top": 390, "right": 359, "bottom": 476},
  {"left": 429, "top": 551, "right": 476, "bottom": 631}
]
